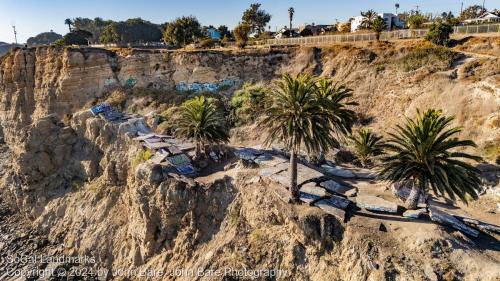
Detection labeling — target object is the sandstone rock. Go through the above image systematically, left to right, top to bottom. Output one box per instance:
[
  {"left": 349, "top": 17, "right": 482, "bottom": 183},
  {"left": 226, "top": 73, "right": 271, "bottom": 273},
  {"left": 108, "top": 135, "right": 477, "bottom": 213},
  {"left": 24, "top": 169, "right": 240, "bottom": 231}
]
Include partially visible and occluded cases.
[
  {"left": 356, "top": 195, "right": 399, "bottom": 213},
  {"left": 428, "top": 206, "right": 479, "bottom": 237}
]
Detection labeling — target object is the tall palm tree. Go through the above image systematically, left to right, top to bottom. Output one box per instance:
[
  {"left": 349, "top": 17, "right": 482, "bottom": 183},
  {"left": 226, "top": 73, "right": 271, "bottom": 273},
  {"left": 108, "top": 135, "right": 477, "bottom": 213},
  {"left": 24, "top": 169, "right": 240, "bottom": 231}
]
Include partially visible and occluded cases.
[
  {"left": 395, "top": 3, "right": 400, "bottom": 15},
  {"left": 288, "top": 7, "right": 295, "bottom": 36},
  {"left": 361, "top": 9, "right": 378, "bottom": 29},
  {"left": 64, "top": 18, "right": 73, "bottom": 32},
  {"left": 259, "top": 74, "right": 356, "bottom": 202},
  {"left": 175, "top": 96, "right": 229, "bottom": 158},
  {"left": 379, "top": 109, "right": 482, "bottom": 210},
  {"left": 349, "top": 128, "right": 384, "bottom": 167}
]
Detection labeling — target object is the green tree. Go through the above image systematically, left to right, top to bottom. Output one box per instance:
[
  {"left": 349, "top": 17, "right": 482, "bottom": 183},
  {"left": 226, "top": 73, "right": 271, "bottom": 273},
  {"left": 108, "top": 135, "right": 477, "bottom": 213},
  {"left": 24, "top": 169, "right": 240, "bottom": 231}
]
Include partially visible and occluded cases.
[
  {"left": 242, "top": 3, "right": 272, "bottom": 34},
  {"left": 460, "top": 5, "right": 487, "bottom": 20},
  {"left": 288, "top": 7, "right": 295, "bottom": 36},
  {"left": 360, "top": 9, "right": 378, "bottom": 29},
  {"left": 407, "top": 13, "right": 426, "bottom": 29},
  {"left": 163, "top": 16, "right": 202, "bottom": 47},
  {"left": 371, "top": 16, "right": 387, "bottom": 41},
  {"left": 64, "top": 18, "right": 73, "bottom": 32},
  {"left": 425, "top": 22, "right": 453, "bottom": 46},
  {"left": 100, "top": 23, "right": 120, "bottom": 44},
  {"left": 233, "top": 23, "right": 251, "bottom": 48},
  {"left": 217, "top": 25, "right": 231, "bottom": 39},
  {"left": 55, "top": 29, "right": 93, "bottom": 46},
  {"left": 259, "top": 74, "right": 355, "bottom": 202},
  {"left": 231, "top": 82, "right": 268, "bottom": 125},
  {"left": 175, "top": 96, "right": 229, "bottom": 158},
  {"left": 379, "top": 109, "right": 482, "bottom": 209},
  {"left": 349, "top": 129, "right": 384, "bottom": 167}
]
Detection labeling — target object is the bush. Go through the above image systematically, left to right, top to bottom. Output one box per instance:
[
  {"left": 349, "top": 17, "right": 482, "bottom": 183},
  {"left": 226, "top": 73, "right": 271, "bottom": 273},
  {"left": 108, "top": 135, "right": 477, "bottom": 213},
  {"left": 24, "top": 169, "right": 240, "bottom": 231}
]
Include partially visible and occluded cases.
[
  {"left": 425, "top": 22, "right": 453, "bottom": 46},
  {"left": 234, "top": 23, "right": 251, "bottom": 48},
  {"left": 199, "top": 38, "right": 216, "bottom": 49},
  {"left": 400, "top": 45, "right": 458, "bottom": 72},
  {"left": 231, "top": 82, "right": 268, "bottom": 125},
  {"left": 105, "top": 89, "right": 128, "bottom": 109},
  {"left": 131, "top": 149, "right": 154, "bottom": 168}
]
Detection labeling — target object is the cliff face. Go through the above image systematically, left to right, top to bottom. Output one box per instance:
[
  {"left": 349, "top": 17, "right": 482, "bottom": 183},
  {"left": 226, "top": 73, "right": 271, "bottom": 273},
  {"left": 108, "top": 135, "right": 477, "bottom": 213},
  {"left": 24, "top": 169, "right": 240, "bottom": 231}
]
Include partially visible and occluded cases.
[{"left": 0, "top": 41, "right": 499, "bottom": 280}]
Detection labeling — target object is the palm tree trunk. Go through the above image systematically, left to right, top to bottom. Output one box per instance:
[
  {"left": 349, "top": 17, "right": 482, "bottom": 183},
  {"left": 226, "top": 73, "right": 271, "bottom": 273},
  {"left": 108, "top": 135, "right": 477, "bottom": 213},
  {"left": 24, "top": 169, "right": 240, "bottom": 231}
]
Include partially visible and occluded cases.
[
  {"left": 289, "top": 149, "right": 300, "bottom": 202},
  {"left": 405, "top": 181, "right": 421, "bottom": 210}
]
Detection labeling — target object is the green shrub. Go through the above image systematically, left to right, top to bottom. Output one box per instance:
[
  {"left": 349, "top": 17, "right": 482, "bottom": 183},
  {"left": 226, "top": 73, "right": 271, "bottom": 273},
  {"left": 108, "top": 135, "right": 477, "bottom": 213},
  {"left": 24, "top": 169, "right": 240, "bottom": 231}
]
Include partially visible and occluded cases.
[
  {"left": 425, "top": 22, "right": 453, "bottom": 46},
  {"left": 234, "top": 23, "right": 251, "bottom": 48},
  {"left": 199, "top": 38, "right": 216, "bottom": 49},
  {"left": 400, "top": 46, "right": 457, "bottom": 72},
  {"left": 231, "top": 82, "right": 268, "bottom": 125},
  {"left": 131, "top": 149, "right": 154, "bottom": 168}
]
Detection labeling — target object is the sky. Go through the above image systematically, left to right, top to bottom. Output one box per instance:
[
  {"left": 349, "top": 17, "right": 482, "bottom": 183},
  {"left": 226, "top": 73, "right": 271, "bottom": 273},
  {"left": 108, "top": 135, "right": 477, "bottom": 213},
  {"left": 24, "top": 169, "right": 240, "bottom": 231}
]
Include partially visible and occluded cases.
[{"left": 1, "top": 0, "right": 499, "bottom": 43}]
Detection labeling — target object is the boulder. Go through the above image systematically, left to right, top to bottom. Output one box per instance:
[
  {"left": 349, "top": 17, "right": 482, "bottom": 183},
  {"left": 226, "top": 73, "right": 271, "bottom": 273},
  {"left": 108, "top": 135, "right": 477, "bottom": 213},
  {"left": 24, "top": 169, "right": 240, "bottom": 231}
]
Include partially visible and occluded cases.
[
  {"left": 321, "top": 165, "right": 355, "bottom": 178},
  {"left": 356, "top": 195, "right": 398, "bottom": 213},
  {"left": 428, "top": 206, "right": 479, "bottom": 237},
  {"left": 403, "top": 209, "right": 427, "bottom": 219}
]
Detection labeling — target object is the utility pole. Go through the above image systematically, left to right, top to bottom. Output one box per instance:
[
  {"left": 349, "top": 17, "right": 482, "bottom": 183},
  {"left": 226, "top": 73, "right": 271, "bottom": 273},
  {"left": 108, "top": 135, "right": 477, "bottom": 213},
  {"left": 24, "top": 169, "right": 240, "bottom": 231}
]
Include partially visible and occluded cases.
[
  {"left": 482, "top": 0, "right": 486, "bottom": 12},
  {"left": 12, "top": 25, "right": 18, "bottom": 44}
]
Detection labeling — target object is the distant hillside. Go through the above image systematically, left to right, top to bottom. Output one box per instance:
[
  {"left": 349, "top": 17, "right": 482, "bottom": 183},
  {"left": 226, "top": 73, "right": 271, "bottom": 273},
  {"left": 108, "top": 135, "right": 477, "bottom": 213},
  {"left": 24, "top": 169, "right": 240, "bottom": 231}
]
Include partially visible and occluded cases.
[
  {"left": 27, "top": 31, "right": 62, "bottom": 46},
  {"left": 0, "top": 42, "right": 21, "bottom": 57}
]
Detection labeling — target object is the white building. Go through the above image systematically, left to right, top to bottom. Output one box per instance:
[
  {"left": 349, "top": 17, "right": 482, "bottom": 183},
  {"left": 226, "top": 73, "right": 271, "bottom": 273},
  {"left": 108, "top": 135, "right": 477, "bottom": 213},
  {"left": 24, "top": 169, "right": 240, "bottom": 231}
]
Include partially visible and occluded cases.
[
  {"left": 463, "top": 12, "right": 500, "bottom": 24},
  {"left": 351, "top": 13, "right": 405, "bottom": 32}
]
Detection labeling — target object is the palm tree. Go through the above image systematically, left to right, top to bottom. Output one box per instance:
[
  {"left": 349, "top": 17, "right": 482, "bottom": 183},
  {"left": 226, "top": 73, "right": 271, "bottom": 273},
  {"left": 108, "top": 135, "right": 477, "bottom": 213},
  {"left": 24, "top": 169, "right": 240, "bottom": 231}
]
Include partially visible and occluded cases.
[
  {"left": 395, "top": 3, "right": 400, "bottom": 15},
  {"left": 288, "top": 7, "right": 295, "bottom": 37},
  {"left": 361, "top": 9, "right": 378, "bottom": 29},
  {"left": 371, "top": 16, "right": 388, "bottom": 41},
  {"left": 64, "top": 18, "right": 73, "bottom": 32},
  {"left": 259, "top": 74, "right": 356, "bottom": 202},
  {"left": 175, "top": 96, "right": 229, "bottom": 158},
  {"left": 379, "top": 109, "right": 482, "bottom": 210},
  {"left": 349, "top": 128, "right": 384, "bottom": 167}
]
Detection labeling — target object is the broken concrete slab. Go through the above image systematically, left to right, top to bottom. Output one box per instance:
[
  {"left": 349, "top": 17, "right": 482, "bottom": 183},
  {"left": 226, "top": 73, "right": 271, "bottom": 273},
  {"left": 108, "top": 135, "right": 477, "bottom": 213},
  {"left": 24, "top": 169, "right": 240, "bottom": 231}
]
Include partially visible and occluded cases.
[
  {"left": 149, "top": 153, "right": 168, "bottom": 165},
  {"left": 255, "top": 155, "right": 288, "bottom": 167},
  {"left": 259, "top": 163, "right": 289, "bottom": 177},
  {"left": 321, "top": 165, "right": 355, "bottom": 178},
  {"left": 352, "top": 169, "right": 377, "bottom": 179},
  {"left": 268, "top": 172, "right": 291, "bottom": 187},
  {"left": 320, "top": 180, "right": 357, "bottom": 197},
  {"left": 392, "top": 182, "right": 427, "bottom": 206},
  {"left": 300, "top": 183, "right": 327, "bottom": 197},
  {"left": 299, "top": 192, "right": 321, "bottom": 204},
  {"left": 321, "top": 195, "right": 351, "bottom": 210},
  {"left": 356, "top": 195, "right": 399, "bottom": 213},
  {"left": 314, "top": 199, "right": 346, "bottom": 221},
  {"left": 428, "top": 206, "right": 479, "bottom": 237},
  {"left": 403, "top": 209, "right": 427, "bottom": 219},
  {"left": 457, "top": 217, "right": 500, "bottom": 234}
]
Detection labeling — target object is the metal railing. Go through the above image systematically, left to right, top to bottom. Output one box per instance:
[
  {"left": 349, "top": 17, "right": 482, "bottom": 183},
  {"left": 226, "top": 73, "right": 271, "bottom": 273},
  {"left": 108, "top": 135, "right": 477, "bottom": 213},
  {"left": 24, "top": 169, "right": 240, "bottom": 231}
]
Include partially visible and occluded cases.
[{"left": 265, "top": 24, "right": 500, "bottom": 46}]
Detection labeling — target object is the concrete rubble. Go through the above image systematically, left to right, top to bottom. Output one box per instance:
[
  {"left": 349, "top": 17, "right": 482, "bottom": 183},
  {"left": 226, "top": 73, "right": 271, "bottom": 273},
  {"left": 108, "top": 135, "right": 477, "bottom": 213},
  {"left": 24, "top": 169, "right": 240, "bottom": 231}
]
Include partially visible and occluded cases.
[
  {"left": 321, "top": 164, "right": 356, "bottom": 178},
  {"left": 320, "top": 180, "right": 357, "bottom": 197},
  {"left": 356, "top": 195, "right": 399, "bottom": 213},
  {"left": 428, "top": 206, "right": 479, "bottom": 237},
  {"left": 403, "top": 209, "right": 427, "bottom": 219}
]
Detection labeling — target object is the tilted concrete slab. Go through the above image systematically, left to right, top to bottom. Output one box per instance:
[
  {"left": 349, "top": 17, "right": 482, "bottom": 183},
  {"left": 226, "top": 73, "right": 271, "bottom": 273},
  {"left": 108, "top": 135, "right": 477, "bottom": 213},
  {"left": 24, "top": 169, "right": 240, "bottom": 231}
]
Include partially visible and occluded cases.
[
  {"left": 321, "top": 165, "right": 356, "bottom": 178},
  {"left": 320, "top": 180, "right": 357, "bottom": 197},
  {"left": 300, "top": 183, "right": 328, "bottom": 197},
  {"left": 299, "top": 192, "right": 321, "bottom": 204},
  {"left": 356, "top": 195, "right": 399, "bottom": 213},
  {"left": 314, "top": 199, "right": 346, "bottom": 221},
  {"left": 428, "top": 206, "right": 479, "bottom": 237},
  {"left": 403, "top": 209, "right": 427, "bottom": 219}
]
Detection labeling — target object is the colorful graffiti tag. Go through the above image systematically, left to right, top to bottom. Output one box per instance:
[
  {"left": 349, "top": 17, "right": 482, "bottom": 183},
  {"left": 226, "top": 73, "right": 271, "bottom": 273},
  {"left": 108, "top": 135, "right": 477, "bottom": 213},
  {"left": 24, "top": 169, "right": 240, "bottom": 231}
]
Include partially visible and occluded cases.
[
  {"left": 125, "top": 77, "right": 138, "bottom": 88},
  {"left": 176, "top": 79, "right": 236, "bottom": 92}
]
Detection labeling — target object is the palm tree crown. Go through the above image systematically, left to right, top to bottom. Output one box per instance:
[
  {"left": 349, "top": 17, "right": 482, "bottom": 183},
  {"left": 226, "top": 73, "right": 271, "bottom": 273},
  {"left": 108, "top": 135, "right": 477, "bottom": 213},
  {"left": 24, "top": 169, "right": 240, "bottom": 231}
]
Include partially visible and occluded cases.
[
  {"left": 361, "top": 9, "right": 378, "bottom": 29},
  {"left": 260, "top": 74, "right": 356, "bottom": 201},
  {"left": 175, "top": 96, "right": 229, "bottom": 156},
  {"left": 379, "top": 109, "right": 482, "bottom": 209},
  {"left": 349, "top": 128, "right": 384, "bottom": 167}
]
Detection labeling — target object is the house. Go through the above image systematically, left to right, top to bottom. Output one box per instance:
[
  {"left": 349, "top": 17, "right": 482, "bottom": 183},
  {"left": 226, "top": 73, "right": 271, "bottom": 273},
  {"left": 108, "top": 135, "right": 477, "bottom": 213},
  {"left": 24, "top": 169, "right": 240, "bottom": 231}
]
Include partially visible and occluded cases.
[
  {"left": 463, "top": 12, "right": 500, "bottom": 24},
  {"left": 350, "top": 13, "right": 405, "bottom": 32},
  {"left": 298, "top": 24, "right": 336, "bottom": 36},
  {"left": 274, "top": 27, "right": 299, "bottom": 39},
  {"left": 206, "top": 28, "right": 221, "bottom": 40}
]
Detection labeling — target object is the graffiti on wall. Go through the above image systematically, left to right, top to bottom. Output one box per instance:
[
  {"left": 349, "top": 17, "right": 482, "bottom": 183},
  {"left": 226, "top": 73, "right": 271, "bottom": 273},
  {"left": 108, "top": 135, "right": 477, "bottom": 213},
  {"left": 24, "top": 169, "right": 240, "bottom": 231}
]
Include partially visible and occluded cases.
[
  {"left": 125, "top": 77, "right": 138, "bottom": 88},
  {"left": 104, "top": 78, "right": 118, "bottom": 87},
  {"left": 176, "top": 79, "right": 236, "bottom": 92}
]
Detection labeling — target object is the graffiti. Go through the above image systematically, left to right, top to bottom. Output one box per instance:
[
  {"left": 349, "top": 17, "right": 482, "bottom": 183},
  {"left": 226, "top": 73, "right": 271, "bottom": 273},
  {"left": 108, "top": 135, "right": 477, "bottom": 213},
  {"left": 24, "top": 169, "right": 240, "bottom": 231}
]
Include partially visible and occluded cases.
[
  {"left": 125, "top": 77, "right": 138, "bottom": 88},
  {"left": 104, "top": 78, "right": 118, "bottom": 87},
  {"left": 176, "top": 79, "right": 236, "bottom": 92}
]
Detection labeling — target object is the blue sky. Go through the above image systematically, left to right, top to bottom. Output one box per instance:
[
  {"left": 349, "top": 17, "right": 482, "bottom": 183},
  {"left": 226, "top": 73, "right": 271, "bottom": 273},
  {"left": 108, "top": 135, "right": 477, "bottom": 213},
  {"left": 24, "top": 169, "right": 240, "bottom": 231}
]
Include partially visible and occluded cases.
[{"left": 1, "top": 0, "right": 498, "bottom": 43}]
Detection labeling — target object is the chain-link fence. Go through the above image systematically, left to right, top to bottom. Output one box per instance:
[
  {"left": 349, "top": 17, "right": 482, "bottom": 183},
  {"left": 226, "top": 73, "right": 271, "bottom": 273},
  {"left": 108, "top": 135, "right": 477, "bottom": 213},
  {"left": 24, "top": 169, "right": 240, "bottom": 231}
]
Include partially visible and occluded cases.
[{"left": 265, "top": 24, "right": 499, "bottom": 46}]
